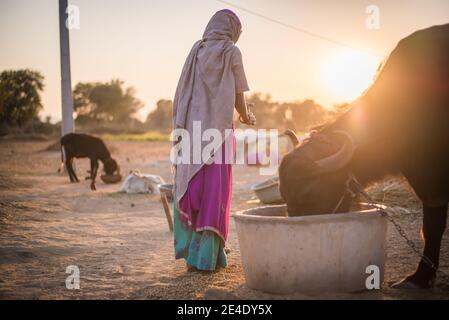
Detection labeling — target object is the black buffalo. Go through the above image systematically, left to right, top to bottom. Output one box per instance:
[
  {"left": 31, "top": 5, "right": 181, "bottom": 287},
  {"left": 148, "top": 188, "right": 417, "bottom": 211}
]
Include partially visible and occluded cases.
[{"left": 279, "top": 24, "right": 449, "bottom": 289}]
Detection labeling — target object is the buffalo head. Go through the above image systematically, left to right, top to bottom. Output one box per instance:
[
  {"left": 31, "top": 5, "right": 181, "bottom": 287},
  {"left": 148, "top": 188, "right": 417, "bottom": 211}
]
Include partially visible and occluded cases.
[{"left": 279, "top": 130, "right": 356, "bottom": 216}]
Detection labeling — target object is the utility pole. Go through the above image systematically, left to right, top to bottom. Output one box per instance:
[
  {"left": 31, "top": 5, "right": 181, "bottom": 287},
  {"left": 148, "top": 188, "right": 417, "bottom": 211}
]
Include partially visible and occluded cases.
[{"left": 59, "top": 0, "right": 74, "bottom": 136}]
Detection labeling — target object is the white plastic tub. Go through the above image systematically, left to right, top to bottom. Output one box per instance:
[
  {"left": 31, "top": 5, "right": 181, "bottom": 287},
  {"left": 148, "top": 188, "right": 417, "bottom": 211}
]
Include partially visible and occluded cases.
[
  {"left": 251, "top": 177, "right": 283, "bottom": 204},
  {"left": 234, "top": 205, "right": 387, "bottom": 294}
]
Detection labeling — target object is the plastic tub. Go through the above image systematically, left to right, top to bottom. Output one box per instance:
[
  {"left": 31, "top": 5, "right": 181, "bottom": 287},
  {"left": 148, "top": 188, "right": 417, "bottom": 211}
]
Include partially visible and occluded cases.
[
  {"left": 251, "top": 177, "right": 283, "bottom": 204},
  {"left": 234, "top": 205, "right": 387, "bottom": 294}
]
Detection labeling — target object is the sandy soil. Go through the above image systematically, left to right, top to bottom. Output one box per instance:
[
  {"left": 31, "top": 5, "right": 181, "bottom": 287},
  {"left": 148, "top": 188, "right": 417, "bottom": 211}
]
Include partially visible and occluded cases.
[{"left": 0, "top": 139, "right": 448, "bottom": 300}]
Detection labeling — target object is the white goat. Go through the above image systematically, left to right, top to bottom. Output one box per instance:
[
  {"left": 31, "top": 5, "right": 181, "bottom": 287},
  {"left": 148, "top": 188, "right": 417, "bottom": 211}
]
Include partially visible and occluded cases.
[{"left": 119, "top": 170, "right": 165, "bottom": 194}]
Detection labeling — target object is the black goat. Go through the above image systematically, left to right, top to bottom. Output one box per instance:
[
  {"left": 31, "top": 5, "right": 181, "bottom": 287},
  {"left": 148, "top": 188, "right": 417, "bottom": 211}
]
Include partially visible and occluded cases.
[{"left": 59, "top": 133, "right": 119, "bottom": 190}]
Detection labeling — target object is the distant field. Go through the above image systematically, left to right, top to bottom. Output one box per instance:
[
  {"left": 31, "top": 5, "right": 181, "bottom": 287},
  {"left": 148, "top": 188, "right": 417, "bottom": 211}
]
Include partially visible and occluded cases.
[{"left": 102, "top": 131, "right": 170, "bottom": 142}]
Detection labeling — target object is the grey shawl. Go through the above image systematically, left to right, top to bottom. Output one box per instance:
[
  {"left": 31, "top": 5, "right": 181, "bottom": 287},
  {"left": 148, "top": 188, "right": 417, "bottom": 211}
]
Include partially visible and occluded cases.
[{"left": 173, "top": 9, "right": 242, "bottom": 201}]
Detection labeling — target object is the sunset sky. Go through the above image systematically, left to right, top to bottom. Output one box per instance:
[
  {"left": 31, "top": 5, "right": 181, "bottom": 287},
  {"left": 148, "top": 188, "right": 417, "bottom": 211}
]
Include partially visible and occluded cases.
[{"left": 1, "top": 0, "right": 449, "bottom": 122}]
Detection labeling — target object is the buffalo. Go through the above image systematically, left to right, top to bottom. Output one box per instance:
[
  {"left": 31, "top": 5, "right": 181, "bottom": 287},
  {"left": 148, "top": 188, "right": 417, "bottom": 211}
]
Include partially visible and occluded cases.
[{"left": 279, "top": 24, "right": 449, "bottom": 289}]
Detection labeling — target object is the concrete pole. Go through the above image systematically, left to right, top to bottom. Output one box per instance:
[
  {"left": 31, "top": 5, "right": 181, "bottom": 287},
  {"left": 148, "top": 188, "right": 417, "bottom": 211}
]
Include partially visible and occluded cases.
[{"left": 59, "top": 0, "right": 74, "bottom": 136}]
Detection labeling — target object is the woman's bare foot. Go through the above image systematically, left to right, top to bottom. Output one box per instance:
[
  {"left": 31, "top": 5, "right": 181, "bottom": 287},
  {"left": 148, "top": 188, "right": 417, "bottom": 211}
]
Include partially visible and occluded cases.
[
  {"left": 186, "top": 263, "right": 217, "bottom": 273},
  {"left": 186, "top": 264, "right": 197, "bottom": 272}
]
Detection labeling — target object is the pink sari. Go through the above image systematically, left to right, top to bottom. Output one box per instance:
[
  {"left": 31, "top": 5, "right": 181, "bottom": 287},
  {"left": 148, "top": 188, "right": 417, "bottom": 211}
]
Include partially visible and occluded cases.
[{"left": 178, "top": 136, "right": 234, "bottom": 241}]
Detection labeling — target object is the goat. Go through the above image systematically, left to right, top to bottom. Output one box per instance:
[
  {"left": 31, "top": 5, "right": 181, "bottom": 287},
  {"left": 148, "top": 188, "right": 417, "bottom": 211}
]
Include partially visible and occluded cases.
[{"left": 59, "top": 133, "right": 119, "bottom": 190}]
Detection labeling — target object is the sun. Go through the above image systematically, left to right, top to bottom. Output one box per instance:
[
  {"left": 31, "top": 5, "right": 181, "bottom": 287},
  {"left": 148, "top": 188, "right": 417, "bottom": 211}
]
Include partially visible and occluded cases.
[{"left": 323, "top": 49, "right": 381, "bottom": 102}]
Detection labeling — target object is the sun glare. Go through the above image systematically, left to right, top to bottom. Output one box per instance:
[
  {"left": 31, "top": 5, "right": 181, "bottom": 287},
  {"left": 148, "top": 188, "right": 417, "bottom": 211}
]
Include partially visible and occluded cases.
[{"left": 323, "top": 49, "right": 381, "bottom": 103}]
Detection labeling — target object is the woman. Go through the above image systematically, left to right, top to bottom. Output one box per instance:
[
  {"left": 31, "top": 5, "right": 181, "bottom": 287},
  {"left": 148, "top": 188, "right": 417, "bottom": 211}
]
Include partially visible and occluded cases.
[{"left": 172, "top": 9, "right": 255, "bottom": 271}]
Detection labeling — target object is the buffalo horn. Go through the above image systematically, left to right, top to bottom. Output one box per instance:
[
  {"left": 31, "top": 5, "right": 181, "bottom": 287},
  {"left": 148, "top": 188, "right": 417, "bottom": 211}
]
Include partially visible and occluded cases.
[{"left": 314, "top": 130, "right": 356, "bottom": 173}]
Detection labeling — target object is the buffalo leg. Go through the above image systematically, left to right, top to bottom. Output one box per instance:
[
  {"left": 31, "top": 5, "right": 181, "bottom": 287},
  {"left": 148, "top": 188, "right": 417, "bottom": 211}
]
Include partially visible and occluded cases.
[
  {"left": 90, "top": 159, "right": 99, "bottom": 191},
  {"left": 393, "top": 204, "right": 448, "bottom": 288}
]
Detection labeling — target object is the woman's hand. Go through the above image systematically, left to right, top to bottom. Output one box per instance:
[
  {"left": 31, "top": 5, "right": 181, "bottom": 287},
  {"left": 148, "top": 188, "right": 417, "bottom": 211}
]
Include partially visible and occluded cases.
[
  {"left": 238, "top": 102, "right": 256, "bottom": 125},
  {"left": 239, "top": 111, "right": 256, "bottom": 125},
  {"left": 246, "top": 112, "right": 256, "bottom": 125}
]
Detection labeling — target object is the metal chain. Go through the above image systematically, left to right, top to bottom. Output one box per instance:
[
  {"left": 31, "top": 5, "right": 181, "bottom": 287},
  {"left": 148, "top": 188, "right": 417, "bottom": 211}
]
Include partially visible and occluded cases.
[{"left": 348, "top": 175, "right": 449, "bottom": 284}]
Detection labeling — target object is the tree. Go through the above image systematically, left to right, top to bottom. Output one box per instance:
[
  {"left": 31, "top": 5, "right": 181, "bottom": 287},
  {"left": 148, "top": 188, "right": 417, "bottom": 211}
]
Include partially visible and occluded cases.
[
  {"left": 0, "top": 69, "right": 44, "bottom": 126},
  {"left": 73, "top": 79, "right": 143, "bottom": 123},
  {"left": 142, "top": 93, "right": 330, "bottom": 133},
  {"left": 244, "top": 93, "right": 329, "bottom": 132},
  {"left": 145, "top": 99, "right": 173, "bottom": 132},
  {"left": 288, "top": 99, "right": 328, "bottom": 132}
]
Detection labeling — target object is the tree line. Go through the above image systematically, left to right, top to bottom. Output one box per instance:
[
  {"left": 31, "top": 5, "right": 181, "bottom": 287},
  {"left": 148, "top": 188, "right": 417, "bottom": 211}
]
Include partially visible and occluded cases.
[{"left": 0, "top": 69, "right": 340, "bottom": 136}]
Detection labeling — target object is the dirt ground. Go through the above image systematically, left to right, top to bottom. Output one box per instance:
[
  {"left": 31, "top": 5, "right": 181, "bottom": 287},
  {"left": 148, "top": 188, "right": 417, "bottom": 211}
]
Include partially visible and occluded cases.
[{"left": 0, "top": 139, "right": 448, "bottom": 300}]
